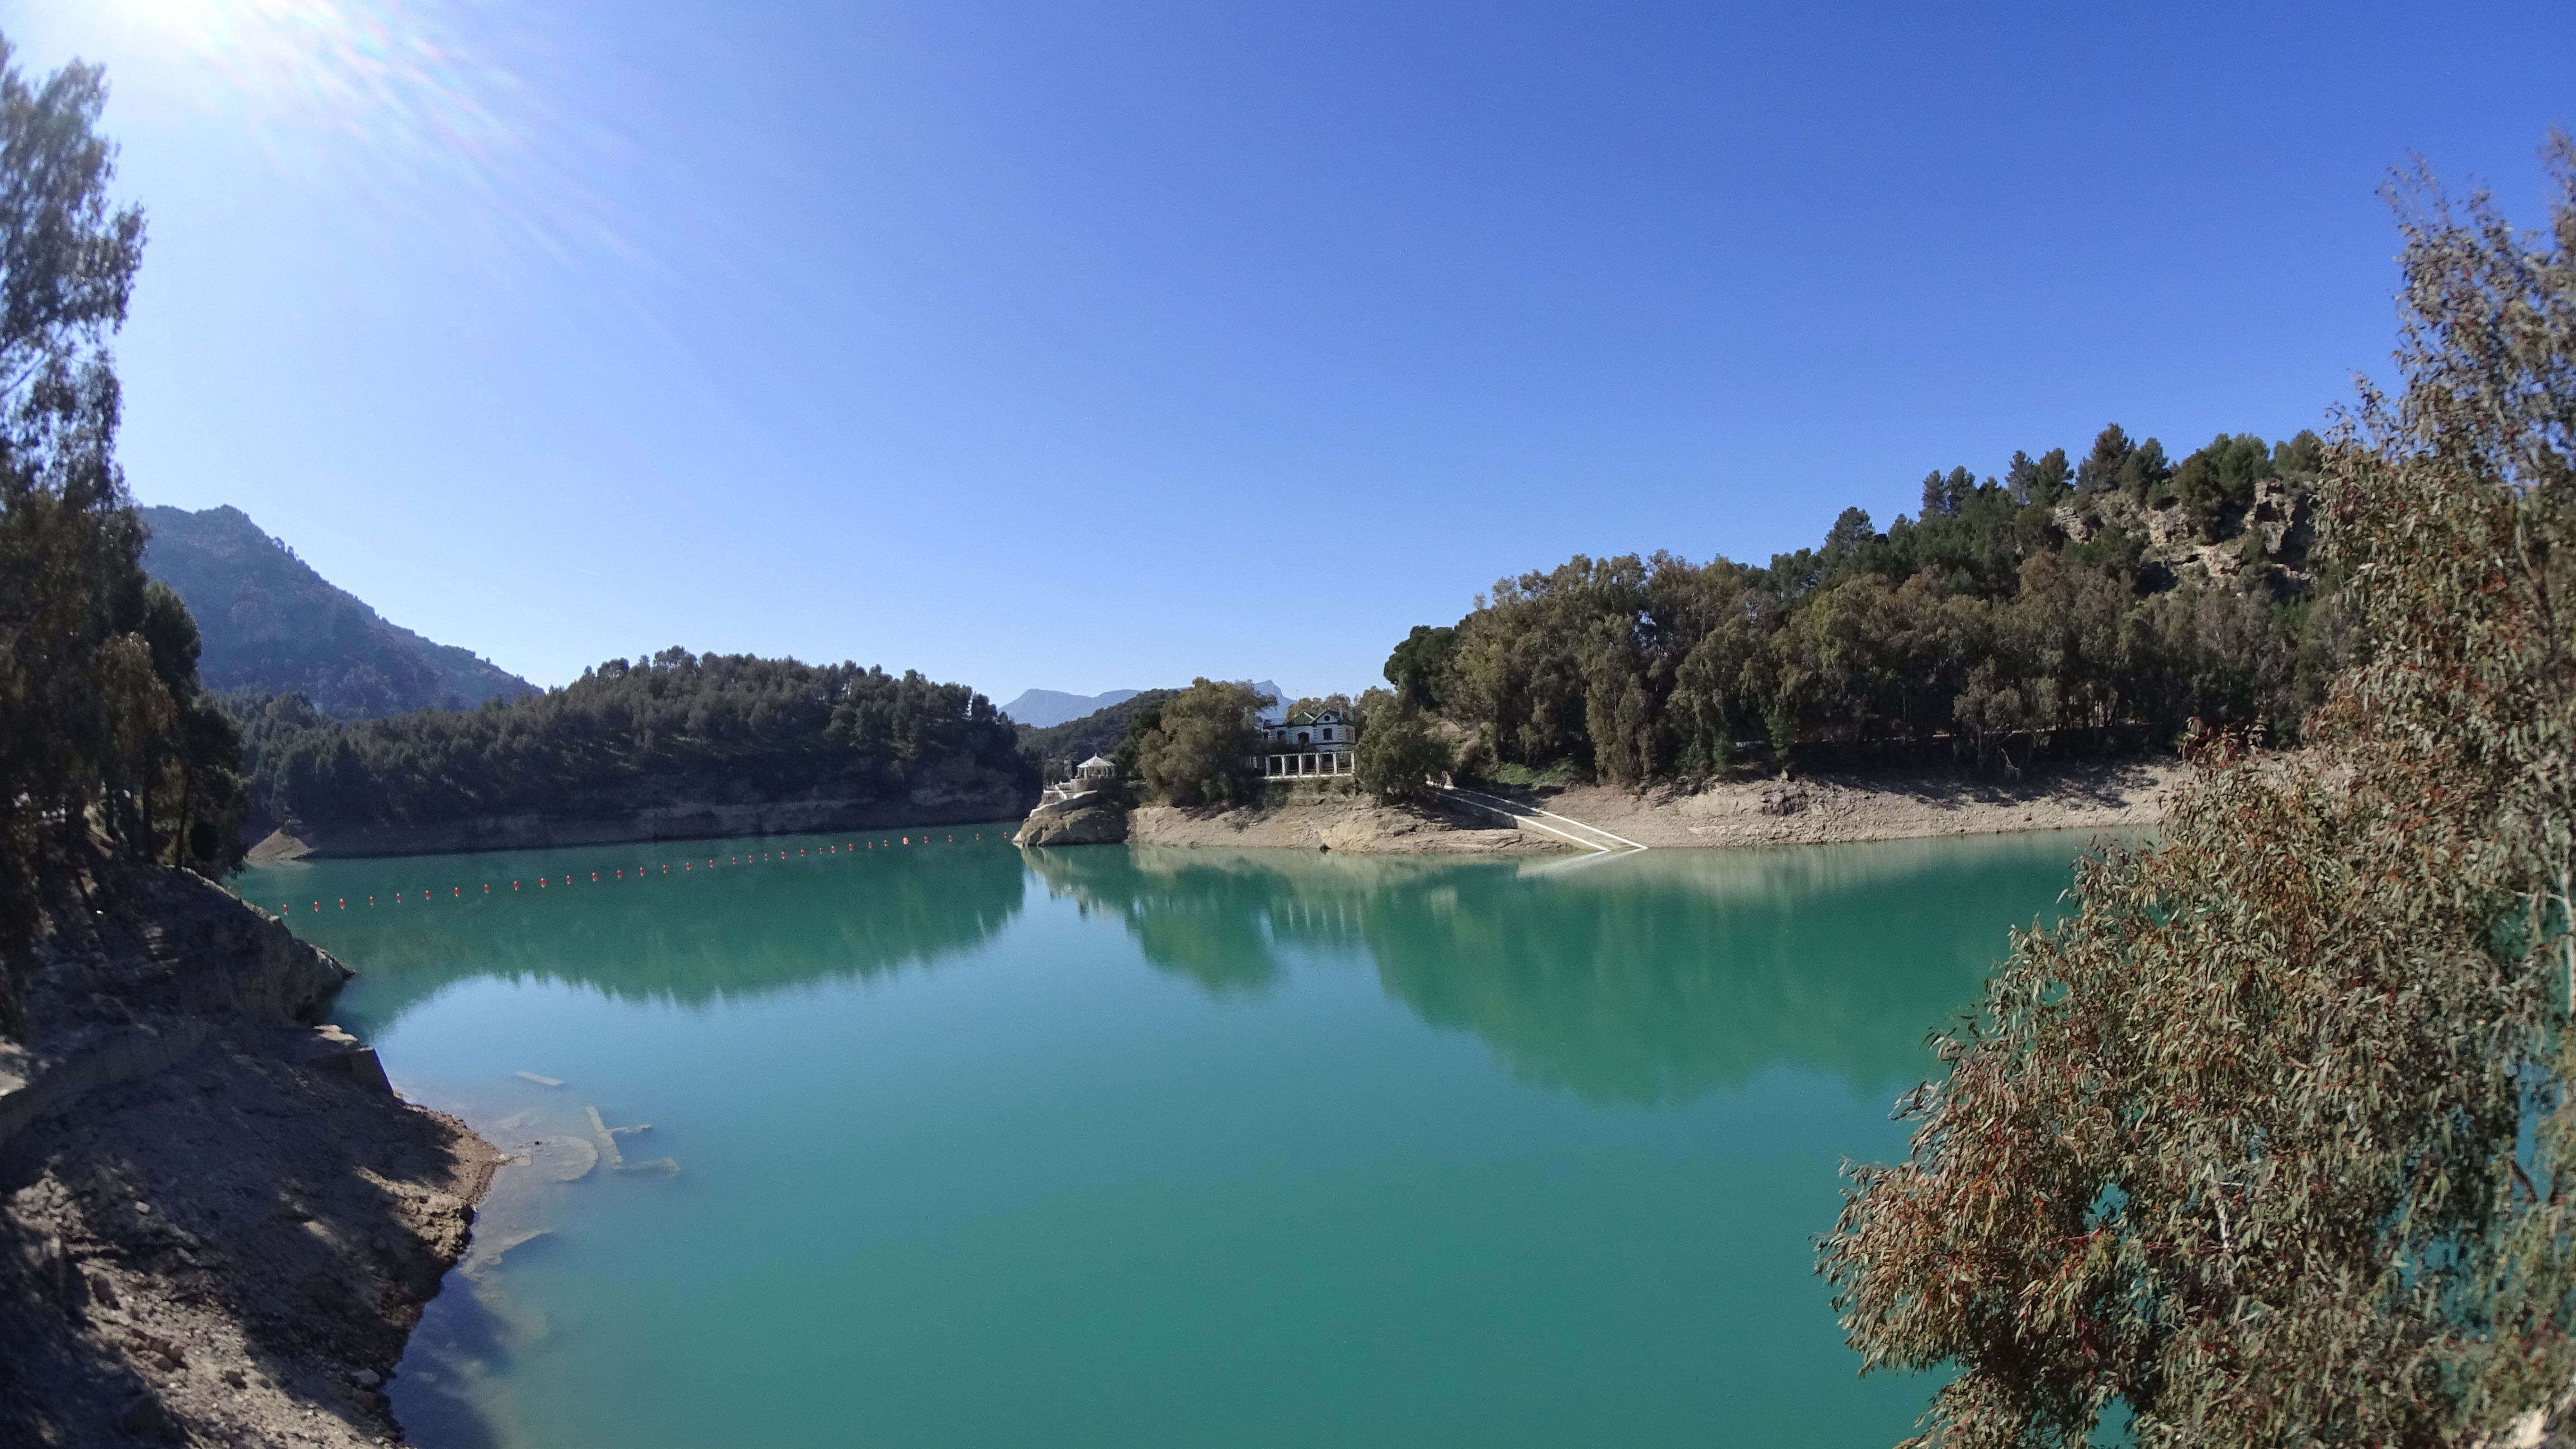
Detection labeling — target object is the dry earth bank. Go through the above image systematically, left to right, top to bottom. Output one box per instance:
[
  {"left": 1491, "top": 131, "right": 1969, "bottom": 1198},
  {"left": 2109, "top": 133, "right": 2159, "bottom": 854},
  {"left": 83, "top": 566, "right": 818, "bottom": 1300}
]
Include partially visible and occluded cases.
[
  {"left": 1518, "top": 757, "right": 2179, "bottom": 848},
  {"left": 1126, "top": 759, "right": 2177, "bottom": 854},
  {"left": 0, "top": 845, "right": 498, "bottom": 1447}
]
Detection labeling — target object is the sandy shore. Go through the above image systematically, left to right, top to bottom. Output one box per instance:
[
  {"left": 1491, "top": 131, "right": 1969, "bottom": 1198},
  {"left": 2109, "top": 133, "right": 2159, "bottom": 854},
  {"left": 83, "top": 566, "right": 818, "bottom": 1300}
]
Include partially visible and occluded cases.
[{"left": 1126, "top": 758, "right": 2179, "bottom": 854}]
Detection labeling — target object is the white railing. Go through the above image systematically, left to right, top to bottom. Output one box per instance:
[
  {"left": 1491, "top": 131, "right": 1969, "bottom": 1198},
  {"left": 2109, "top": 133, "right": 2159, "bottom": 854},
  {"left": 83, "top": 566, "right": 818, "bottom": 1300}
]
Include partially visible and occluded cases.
[{"left": 1264, "top": 752, "right": 1354, "bottom": 780}]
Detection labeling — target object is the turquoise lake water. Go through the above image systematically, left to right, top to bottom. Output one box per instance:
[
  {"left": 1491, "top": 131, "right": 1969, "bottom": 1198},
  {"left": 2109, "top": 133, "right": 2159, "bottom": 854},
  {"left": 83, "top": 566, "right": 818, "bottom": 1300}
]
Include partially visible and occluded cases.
[{"left": 237, "top": 828, "right": 2120, "bottom": 1448}]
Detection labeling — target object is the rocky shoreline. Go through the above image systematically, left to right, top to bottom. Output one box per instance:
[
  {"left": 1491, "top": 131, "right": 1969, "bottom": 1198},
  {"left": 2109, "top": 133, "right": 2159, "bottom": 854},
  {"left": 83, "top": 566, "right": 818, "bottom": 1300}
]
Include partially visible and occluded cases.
[{"left": 0, "top": 844, "right": 497, "bottom": 1446}]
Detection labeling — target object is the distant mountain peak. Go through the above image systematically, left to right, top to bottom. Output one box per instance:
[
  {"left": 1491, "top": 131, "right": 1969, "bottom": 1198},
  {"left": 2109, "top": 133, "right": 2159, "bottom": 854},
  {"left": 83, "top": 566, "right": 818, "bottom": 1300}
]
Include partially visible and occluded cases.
[
  {"left": 140, "top": 504, "right": 538, "bottom": 720},
  {"left": 998, "top": 688, "right": 1143, "bottom": 729}
]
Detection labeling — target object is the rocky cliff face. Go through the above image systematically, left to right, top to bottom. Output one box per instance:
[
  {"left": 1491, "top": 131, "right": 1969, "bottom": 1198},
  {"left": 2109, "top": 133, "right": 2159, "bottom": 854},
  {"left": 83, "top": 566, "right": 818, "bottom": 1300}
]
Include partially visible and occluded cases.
[{"left": 0, "top": 844, "right": 496, "bottom": 1446}]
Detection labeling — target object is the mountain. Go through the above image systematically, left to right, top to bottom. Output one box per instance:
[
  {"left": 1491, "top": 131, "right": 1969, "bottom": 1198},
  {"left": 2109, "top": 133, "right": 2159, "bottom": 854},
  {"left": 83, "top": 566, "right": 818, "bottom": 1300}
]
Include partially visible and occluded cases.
[
  {"left": 140, "top": 505, "right": 538, "bottom": 720},
  {"left": 998, "top": 688, "right": 1143, "bottom": 728}
]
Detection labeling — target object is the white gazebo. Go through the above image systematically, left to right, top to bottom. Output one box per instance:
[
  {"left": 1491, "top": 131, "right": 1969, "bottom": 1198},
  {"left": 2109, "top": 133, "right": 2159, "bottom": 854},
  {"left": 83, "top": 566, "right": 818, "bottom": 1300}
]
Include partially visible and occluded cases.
[{"left": 1042, "top": 755, "right": 1120, "bottom": 805}]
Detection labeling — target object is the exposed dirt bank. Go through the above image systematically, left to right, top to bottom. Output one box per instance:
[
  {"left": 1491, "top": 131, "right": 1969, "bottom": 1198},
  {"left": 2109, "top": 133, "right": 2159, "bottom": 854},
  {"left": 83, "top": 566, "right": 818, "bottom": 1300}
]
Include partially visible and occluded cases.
[
  {"left": 1498, "top": 757, "right": 2179, "bottom": 849},
  {"left": 1127, "top": 759, "right": 2177, "bottom": 854},
  {"left": 1130, "top": 793, "right": 1565, "bottom": 853},
  {"left": 0, "top": 845, "right": 498, "bottom": 1446}
]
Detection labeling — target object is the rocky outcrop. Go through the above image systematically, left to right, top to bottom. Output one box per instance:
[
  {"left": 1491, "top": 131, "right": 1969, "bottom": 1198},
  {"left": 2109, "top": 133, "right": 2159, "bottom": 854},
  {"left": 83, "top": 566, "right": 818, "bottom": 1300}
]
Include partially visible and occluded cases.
[
  {"left": 2052, "top": 477, "right": 2317, "bottom": 589},
  {"left": 254, "top": 781, "right": 1033, "bottom": 860},
  {"left": 1014, "top": 793, "right": 1130, "bottom": 847},
  {"left": 0, "top": 843, "right": 498, "bottom": 1446}
]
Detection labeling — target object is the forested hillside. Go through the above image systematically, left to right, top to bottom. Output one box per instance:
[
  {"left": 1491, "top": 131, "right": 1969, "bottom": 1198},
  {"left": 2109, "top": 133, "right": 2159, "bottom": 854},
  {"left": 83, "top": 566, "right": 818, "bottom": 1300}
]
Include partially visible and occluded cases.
[
  {"left": 1387, "top": 425, "right": 2340, "bottom": 783},
  {"left": 141, "top": 504, "right": 536, "bottom": 718},
  {"left": 234, "top": 650, "right": 1035, "bottom": 837}
]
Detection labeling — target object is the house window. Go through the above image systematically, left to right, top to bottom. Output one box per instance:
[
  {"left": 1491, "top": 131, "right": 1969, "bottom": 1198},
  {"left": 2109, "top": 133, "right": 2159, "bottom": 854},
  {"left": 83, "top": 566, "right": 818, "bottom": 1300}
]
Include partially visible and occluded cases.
[{"left": 1297, "top": 731, "right": 1310, "bottom": 744}]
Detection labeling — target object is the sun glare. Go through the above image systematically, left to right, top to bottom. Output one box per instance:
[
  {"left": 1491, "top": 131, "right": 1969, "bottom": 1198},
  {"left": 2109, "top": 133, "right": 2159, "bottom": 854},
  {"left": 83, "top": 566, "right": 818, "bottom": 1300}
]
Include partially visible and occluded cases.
[
  {"left": 79, "top": 0, "right": 618, "bottom": 268},
  {"left": 121, "top": 0, "right": 515, "bottom": 152}
]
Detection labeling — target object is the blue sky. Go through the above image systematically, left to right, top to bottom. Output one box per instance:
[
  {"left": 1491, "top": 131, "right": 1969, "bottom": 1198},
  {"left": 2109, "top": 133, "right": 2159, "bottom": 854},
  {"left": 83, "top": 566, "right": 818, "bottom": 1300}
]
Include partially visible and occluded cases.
[{"left": 7, "top": 1, "right": 2571, "bottom": 704}]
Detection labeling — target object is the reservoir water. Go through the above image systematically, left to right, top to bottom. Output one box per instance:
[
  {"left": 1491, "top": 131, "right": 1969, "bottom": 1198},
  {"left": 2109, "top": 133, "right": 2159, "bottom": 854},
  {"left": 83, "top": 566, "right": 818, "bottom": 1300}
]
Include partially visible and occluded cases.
[{"left": 239, "top": 828, "right": 2119, "bottom": 1448}]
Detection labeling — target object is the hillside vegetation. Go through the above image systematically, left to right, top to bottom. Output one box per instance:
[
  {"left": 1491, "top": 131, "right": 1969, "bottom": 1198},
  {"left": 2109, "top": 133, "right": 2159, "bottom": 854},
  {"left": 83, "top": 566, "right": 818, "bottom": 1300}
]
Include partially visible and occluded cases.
[
  {"left": 1386, "top": 427, "right": 2336, "bottom": 783},
  {"left": 141, "top": 504, "right": 535, "bottom": 719},
  {"left": 233, "top": 650, "right": 1035, "bottom": 839}
]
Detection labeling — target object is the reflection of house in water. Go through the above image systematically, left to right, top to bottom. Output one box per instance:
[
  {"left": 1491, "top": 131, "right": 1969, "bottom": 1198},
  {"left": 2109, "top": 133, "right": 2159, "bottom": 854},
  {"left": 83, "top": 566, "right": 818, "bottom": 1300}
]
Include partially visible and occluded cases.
[
  {"left": 1261, "top": 709, "right": 1356, "bottom": 780},
  {"left": 1041, "top": 754, "right": 1118, "bottom": 806}
]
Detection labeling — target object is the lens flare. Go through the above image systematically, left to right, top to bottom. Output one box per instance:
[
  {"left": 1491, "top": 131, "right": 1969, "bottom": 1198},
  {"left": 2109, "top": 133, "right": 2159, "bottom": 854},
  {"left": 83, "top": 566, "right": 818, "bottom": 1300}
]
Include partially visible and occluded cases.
[
  {"left": 93, "top": 0, "right": 624, "bottom": 268},
  {"left": 133, "top": 0, "right": 521, "bottom": 159}
]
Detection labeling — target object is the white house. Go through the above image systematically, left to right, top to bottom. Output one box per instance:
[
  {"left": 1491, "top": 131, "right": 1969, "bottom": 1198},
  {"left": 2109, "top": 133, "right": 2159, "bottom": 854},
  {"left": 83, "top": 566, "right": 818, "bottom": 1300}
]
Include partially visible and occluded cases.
[{"left": 1262, "top": 709, "right": 1356, "bottom": 779}]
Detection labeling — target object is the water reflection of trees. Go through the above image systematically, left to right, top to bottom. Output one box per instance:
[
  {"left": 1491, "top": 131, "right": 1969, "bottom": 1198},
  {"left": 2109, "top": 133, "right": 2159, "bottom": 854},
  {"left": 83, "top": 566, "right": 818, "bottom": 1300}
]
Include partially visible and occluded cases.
[
  {"left": 273, "top": 831, "right": 2115, "bottom": 1101},
  {"left": 1028, "top": 836, "right": 2113, "bottom": 1101},
  {"left": 259, "top": 841, "right": 1028, "bottom": 1029}
]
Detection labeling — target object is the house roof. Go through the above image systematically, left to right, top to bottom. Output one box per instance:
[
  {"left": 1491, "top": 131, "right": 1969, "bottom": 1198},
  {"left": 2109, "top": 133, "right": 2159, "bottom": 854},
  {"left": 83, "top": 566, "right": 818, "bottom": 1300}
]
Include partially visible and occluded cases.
[
  {"left": 1281, "top": 709, "right": 1342, "bottom": 727},
  {"left": 1077, "top": 755, "right": 1115, "bottom": 769}
]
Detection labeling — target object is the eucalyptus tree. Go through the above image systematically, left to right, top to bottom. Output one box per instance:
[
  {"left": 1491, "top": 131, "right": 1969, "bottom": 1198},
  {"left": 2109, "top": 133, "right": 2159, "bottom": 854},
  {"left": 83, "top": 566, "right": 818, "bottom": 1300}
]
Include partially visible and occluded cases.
[{"left": 1819, "top": 138, "right": 2576, "bottom": 1448}]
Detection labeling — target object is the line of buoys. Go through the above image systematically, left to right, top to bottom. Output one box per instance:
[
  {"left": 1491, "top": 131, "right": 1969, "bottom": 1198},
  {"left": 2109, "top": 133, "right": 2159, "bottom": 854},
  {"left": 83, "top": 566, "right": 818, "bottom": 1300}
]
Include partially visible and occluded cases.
[{"left": 274, "top": 829, "right": 997, "bottom": 926}]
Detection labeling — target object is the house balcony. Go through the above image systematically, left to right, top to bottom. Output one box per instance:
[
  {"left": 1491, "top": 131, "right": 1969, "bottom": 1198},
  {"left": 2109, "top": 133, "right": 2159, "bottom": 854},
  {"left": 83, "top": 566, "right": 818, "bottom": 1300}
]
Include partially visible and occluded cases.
[{"left": 1263, "top": 750, "right": 1354, "bottom": 780}]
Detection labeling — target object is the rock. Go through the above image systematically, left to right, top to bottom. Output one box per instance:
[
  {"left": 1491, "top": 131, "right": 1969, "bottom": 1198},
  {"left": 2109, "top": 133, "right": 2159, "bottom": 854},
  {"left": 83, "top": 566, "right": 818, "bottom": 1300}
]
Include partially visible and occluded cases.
[
  {"left": 1014, "top": 801, "right": 1129, "bottom": 847},
  {"left": 243, "top": 830, "right": 314, "bottom": 864},
  {"left": 0, "top": 837, "right": 500, "bottom": 1449},
  {"left": 301, "top": 1025, "right": 394, "bottom": 1095},
  {"left": 529, "top": 1134, "right": 599, "bottom": 1182},
  {"left": 348, "top": 1367, "right": 381, "bottom": 1388},
  {"left": 116, "top": 1390, "right": 177, "bottom": 1441}
]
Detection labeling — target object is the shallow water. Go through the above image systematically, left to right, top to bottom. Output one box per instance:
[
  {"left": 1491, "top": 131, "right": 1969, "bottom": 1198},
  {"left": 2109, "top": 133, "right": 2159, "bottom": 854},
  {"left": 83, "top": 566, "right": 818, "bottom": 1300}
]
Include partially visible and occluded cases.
[{"left": 239, "top": 827, "right": 2128, "bottom": 1448}]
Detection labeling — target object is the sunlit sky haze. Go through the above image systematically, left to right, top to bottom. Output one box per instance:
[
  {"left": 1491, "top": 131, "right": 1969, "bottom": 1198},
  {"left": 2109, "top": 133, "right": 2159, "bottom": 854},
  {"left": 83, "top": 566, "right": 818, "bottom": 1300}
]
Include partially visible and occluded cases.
[{"left": 7, "top": 0, "right": 2572, "bottom": 702}]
